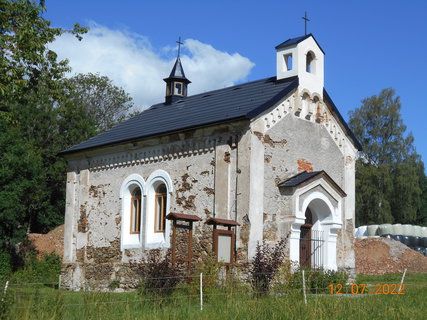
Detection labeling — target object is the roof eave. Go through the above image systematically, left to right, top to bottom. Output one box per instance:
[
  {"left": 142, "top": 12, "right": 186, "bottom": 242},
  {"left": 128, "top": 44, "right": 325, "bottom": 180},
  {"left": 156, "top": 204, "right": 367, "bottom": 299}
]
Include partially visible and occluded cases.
[
  {"left": 275, "top": 34, "right": 326, "bottom": 55},
  {"left": 245, "top": 76, "right": 299, "bottom": 119},
  {"left": 323, "top": 89, "right": 362, "bottom": 151},
  {"left": 59, "top": 115, "right": 249, "bottom": 157},
  {"left": 278, "top": 170, "right": 347, "bottom": 198}
]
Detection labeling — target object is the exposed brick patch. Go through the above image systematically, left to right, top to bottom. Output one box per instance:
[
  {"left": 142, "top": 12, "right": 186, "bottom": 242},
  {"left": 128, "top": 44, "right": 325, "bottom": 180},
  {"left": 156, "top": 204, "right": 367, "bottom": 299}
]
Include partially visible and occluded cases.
[
  {"left": 315, "top": 105, "right": 322, "bottom": 123},
  {"left": 253, "top": 131, "right": 287, "bottom": 148},
  {"left": 253, "top": 131, "right": 264, "bottom": 141},
  {"left": 224, "top": 151, "right": 231, "bottom": 163},
  {"left": 345, "top": 156, "right": 353, "bottom": 166},
  {"left": 297, "top": 158, "right": 313, "bottom": 172},
  {"left": 177, "top": 173, "right": 192, "bottom": 192},
  {"left": 89, "top": 184, "right": 108, "bottom": 198},
  {"left": 203, "top": 187, "right": 215, "bottom": 195},
  {"left": 186, "top": 195, "right": 196, "bottom": 210},
  {"left": 78, "top": 204, "right": 88, "bottom": 233},
  {"left": 204, "top": 208, "right": 212, "bottom": 217},
  {"left": 86, "top": 239, "right": 121, "bottom": 264}
]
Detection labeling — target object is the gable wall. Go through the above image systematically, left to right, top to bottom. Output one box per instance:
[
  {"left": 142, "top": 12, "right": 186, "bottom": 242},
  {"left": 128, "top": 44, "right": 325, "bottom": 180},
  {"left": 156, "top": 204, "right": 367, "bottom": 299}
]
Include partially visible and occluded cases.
[{"left": 261, "top": 115, "right": 345, "bottom": 243}]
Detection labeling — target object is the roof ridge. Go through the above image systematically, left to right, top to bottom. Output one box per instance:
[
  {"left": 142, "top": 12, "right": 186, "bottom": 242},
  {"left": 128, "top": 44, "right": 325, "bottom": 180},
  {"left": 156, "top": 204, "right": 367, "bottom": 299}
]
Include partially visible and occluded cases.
[{"left": 150, "top": 76, "right": 278, "bottom": 112}]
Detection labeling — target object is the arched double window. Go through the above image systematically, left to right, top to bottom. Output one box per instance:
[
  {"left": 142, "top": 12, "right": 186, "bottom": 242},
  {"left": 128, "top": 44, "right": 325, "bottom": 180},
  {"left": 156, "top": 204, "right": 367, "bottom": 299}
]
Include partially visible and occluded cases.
[{"left": 120, "top": 170, "right": 173, "bottom": 250}]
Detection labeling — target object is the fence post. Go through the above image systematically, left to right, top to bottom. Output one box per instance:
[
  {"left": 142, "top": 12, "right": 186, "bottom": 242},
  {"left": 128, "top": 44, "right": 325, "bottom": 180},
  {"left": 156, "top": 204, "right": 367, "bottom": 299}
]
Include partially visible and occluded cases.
[
  {"left": 400, "top": 268, "right": 407, "bottom": 286},
  {"left": 302, "top": 270, "right": 307, "bottom": 305},
  {"left": 200, "top": 272, "right": 203, "bottom": 311},
  {"left": 58, "top": 274, "right": 62, "bottom": 290},
  {"left": 1, "top": 281, "right": 8, "bottom": 302}
]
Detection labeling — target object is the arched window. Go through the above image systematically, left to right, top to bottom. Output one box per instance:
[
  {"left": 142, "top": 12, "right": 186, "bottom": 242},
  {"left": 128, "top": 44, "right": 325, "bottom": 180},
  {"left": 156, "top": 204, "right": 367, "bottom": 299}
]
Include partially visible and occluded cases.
[
  {"left": 306, "top": 51, "right": 315, "bottom": 73},
  {"left": 174, "top": 82, "right": 183, "bottom": 95},
  {"left": 145, "top": 170, "right": 173, "bottom": 248},
  {"left": 120, "top": 174, "right": 145, "bottom": 249},
  {"left": 154, "top": 184, "right": 167, "bottom": 232},
  {"left": 130, "top": 188, "right": 142, "bottom": 234}
]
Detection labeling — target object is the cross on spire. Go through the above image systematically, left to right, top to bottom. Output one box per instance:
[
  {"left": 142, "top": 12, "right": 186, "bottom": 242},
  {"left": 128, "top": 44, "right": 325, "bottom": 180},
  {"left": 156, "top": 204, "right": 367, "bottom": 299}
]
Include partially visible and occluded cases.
[
  {"left": 302, "top": 11, "right": 310, "bottom": 35},
  {"left": 176, "top": 36, "right": 183, "bottom": 58}
]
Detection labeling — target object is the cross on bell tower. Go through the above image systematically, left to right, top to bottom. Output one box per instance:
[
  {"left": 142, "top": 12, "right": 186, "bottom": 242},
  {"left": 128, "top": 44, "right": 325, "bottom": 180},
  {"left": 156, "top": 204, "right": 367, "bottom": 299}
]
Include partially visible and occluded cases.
[
  {"left": 302, "top": 11, "right": 310, "bottom": 35},
  {"left": 163, "top": 37, "right": 191, "bottom": 104},
  {"left": 176, "top": 37, "right": 183, "bottom": 58}
]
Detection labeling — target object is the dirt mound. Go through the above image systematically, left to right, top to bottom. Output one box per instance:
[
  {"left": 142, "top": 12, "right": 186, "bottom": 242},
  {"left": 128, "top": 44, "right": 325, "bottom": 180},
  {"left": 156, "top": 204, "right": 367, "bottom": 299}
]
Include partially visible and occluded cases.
[
  {"left": 28, "top": 224, "right": 64, "bottom": 259},
  {"left": 355, "top": 237, "right": 427, "bottom": 274}
]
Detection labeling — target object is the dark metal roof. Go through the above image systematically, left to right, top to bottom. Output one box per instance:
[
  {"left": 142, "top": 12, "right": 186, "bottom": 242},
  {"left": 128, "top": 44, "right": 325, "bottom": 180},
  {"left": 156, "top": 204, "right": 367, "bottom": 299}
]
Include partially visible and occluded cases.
[
  {"left": 275, "top": 33, "right": 325, "bottom": 55},
  {"left": 166, "top": 57, "right": 190, "bottom": 82},
  {"left": 61, "top": 76, "right": 299, "bottom": 155},
  {"left": 278, "top": 170, "right": 346, "bottom": 197}
]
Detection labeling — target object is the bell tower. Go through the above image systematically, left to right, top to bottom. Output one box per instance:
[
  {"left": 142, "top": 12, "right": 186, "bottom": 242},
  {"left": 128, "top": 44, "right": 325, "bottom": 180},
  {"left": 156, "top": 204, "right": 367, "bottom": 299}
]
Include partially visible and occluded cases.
[
  {"left": 275, "top": 34, "right": 324, "bottom": 98},
  {"left": 164, "top": 37, "right": 191, "bottom": 104}
]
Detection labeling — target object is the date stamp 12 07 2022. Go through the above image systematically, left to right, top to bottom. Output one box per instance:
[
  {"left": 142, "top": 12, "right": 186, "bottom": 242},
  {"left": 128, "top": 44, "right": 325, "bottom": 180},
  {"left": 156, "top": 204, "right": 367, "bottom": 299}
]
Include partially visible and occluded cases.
[{"left": 328, "top": 283, "right": 406, "bottom": 295}]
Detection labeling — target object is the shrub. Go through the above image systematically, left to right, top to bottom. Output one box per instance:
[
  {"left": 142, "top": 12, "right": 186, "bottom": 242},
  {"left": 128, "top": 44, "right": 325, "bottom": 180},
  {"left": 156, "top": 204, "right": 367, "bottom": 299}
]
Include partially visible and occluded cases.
[
  {"left": 248, "top": 237, "right": 288, "bottom": 295},
  {"left": 136, "top": 249, "right": 181, "bottom": 297},
  {"left": 0, "top": 250, "right": 12, "bottom": 281},
  {"left": 12, "top": 252, "right": 61, "bottom": 285},
  {"left": 283, "top": 267, "right": 349, "bottom": 294},
  {"left": 307, "top": 268, "right": 348, "bottom": 293},
  {"left": 108, "top": 279, "right": 120, "bottom": 291}
]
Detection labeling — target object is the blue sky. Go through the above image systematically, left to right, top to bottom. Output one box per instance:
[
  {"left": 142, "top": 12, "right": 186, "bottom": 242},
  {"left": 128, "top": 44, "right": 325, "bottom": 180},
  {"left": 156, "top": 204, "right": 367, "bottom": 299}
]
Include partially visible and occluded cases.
[{"left": 44, "top": 0, "right": 427, "bottom": 165}]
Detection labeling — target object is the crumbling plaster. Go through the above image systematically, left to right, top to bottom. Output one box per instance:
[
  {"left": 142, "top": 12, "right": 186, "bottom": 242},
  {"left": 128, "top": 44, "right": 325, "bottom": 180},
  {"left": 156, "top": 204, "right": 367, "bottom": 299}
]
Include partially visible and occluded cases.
[{"left": 62, "top": 86, "right": 358, "bottom": 288}]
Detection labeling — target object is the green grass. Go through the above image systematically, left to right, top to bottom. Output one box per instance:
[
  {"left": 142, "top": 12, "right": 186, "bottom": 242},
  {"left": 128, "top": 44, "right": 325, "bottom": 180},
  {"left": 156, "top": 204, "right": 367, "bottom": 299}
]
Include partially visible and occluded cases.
[{"left": 1, "top": 273, "right": 426, "bottom": 320}]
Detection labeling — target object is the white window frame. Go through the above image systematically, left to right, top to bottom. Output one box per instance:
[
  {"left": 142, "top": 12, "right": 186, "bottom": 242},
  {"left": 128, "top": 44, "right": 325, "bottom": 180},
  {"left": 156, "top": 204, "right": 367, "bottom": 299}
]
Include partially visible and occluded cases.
[
  {"left": 145, "top": 170, "right": 173, "bottom": 249},
  {"left": 120, "top": 174, "right": 146, "bottom": 250}
]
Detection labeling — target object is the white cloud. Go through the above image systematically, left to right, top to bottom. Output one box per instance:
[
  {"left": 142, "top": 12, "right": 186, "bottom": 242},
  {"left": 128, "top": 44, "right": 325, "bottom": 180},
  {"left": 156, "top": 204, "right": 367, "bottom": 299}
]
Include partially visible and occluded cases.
[{"left": 50, "top": 23, "right": 255, "bottom": 109}]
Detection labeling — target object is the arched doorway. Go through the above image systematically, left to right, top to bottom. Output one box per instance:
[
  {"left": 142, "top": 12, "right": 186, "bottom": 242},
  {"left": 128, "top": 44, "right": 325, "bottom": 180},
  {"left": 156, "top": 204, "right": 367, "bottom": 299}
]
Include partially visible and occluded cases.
[
  {"left": 280, "top": 171, "right": 345, "bottom": 271},
  {"left": 299, "top": 201, "right": 329, "bottom": 269},
  {"left": 300, "top": 208, "right": 313, "bottom": 268}
]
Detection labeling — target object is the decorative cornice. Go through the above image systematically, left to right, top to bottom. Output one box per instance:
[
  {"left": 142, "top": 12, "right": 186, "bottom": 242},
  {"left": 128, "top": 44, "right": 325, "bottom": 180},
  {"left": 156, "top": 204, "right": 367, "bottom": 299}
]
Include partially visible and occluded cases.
[
  {"left": 259, "top": 89, "right": 349, "bottom": 153},
  {"left": 75, "top": 135, "right": 240, "bottom": 172}
]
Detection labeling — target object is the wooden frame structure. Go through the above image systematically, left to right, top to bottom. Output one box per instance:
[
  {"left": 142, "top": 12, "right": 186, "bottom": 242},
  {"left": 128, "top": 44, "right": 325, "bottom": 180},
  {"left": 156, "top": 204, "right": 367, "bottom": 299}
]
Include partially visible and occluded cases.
[
  {"left": 166, "top": 212, "right": 202, "bottom": 272},
  {"left": 206, "top": 218, "right": 240, "bottom": 266}
]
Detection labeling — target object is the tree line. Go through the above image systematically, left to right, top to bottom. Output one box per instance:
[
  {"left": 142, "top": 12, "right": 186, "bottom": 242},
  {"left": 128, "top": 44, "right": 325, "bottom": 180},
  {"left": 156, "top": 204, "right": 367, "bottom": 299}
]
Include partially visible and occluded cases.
[
  {"left": 0, "top": 0, "right": 426, "bottom": 273},
  {"left": 0, "top": 0, "right": 135, "bottom": 263}
]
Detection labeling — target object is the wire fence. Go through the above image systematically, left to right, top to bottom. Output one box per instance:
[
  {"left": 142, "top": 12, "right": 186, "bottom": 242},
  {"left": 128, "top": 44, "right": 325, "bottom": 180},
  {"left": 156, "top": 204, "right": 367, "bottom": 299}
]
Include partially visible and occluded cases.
[{"left": 1, "top": 269, "right": 425, "bottom": 318}]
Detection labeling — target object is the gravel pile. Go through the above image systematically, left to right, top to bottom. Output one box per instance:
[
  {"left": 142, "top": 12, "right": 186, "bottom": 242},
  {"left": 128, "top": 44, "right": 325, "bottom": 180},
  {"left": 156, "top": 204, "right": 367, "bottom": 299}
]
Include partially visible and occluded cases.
[
  {"left": 28, "top": 224, "right": 64, "bottom": 259},
  {"left": 355, "top": 237, "right": 427, "bottom": 274}
]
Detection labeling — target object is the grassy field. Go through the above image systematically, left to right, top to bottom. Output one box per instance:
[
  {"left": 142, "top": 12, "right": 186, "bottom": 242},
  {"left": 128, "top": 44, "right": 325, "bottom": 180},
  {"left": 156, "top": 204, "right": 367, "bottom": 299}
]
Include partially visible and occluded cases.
[{"left": 1, "top": 273, "right": 426, "bottom": 320}]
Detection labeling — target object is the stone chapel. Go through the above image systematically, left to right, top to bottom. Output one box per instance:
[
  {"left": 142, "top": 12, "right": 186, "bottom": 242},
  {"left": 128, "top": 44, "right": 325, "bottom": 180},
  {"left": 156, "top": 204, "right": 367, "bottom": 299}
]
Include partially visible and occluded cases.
[{"left": 60, "top": 34, "right": 361, "bottom": 289}]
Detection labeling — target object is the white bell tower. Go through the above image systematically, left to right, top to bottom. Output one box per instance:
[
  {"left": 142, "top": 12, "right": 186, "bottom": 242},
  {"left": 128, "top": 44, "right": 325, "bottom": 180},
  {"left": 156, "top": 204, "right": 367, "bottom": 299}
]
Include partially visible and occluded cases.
[{"left": 275, "top": 34, "right": 325, "bottom": 98}]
